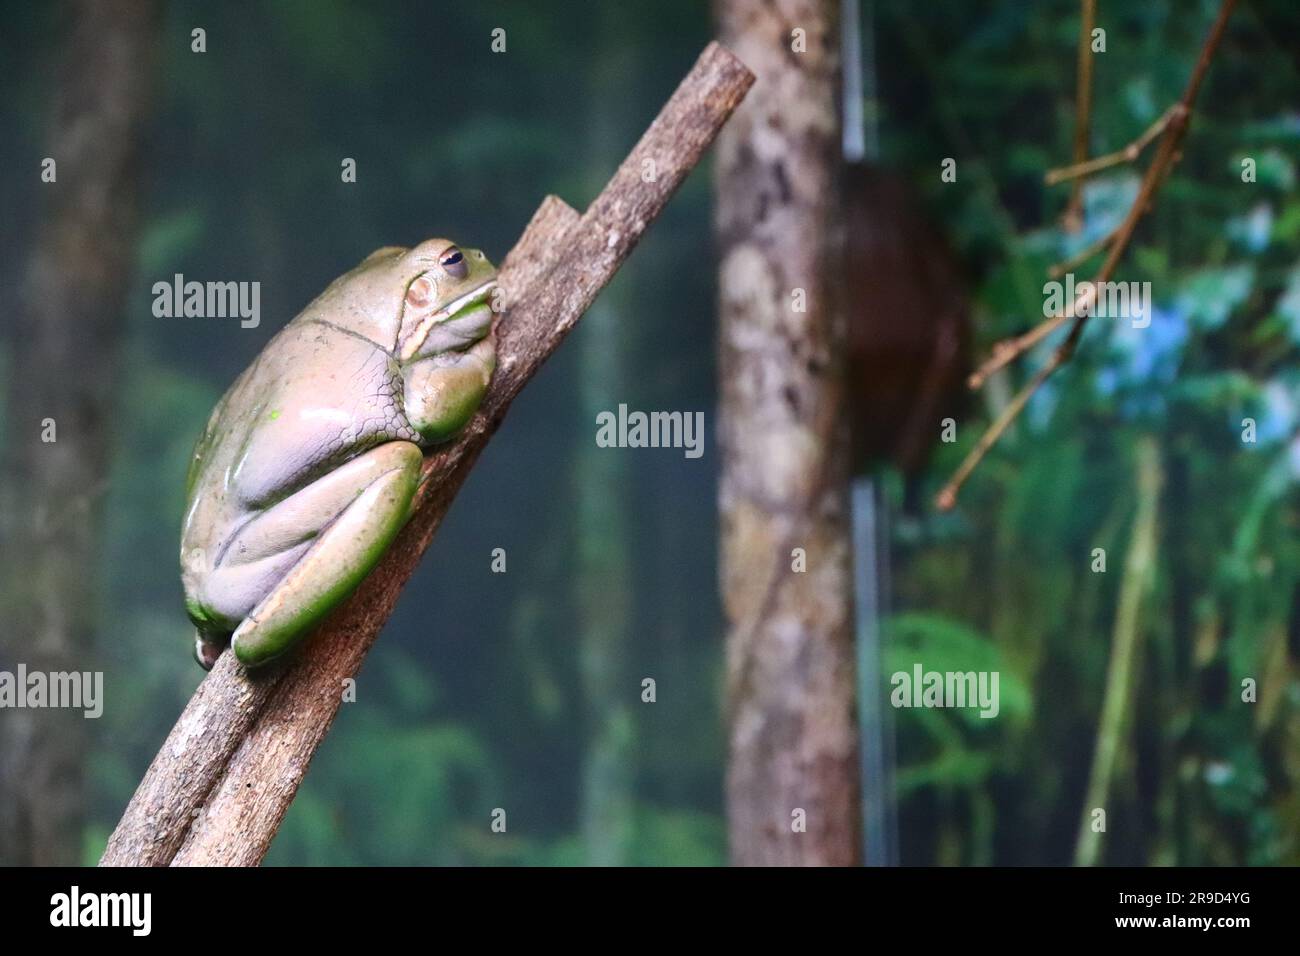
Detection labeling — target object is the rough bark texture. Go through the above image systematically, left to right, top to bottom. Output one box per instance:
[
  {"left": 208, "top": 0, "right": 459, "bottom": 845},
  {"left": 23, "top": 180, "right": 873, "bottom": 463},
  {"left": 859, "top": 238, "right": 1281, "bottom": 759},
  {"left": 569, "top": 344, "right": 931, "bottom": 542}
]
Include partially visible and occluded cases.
[
  {"left": 0, "top": 0, "right": 158, "bottom": 866},
  {"left": 714, "top": 0, "right": 862, "bottom": 865},
  {"left": 101, "top": 42, "right": 754, "bottom": 867}
]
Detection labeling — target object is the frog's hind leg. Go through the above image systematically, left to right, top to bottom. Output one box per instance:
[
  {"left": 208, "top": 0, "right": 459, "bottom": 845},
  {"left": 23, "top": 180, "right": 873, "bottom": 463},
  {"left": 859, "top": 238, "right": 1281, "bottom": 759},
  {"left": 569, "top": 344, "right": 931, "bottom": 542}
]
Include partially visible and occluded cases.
[{"left": 229, "top": 440, "right": 423, "bottom": 667}]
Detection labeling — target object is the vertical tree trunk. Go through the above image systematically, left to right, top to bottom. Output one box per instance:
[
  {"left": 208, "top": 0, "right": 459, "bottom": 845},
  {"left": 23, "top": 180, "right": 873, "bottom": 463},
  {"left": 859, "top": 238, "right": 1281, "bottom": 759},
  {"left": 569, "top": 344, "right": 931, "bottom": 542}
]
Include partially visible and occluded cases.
[
  {"left": 0, "top": 0, "right": 156, "bottom": 865},
  {"left": 714, "top": 0, "right": 861, "bottom": 865}
]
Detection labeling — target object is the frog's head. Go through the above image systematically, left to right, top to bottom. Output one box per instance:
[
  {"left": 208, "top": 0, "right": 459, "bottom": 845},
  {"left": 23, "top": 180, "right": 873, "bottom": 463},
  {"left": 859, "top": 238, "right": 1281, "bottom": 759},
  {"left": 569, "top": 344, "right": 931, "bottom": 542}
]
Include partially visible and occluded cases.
[{"left": 396, "top": 239, "right": 498, "bottom": 361}]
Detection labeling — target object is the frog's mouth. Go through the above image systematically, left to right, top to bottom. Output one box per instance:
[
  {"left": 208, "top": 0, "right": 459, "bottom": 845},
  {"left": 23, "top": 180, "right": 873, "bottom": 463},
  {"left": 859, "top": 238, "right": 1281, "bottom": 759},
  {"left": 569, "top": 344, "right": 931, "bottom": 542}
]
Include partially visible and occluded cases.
[
  {"left": 399, "top": 279, "right": 498, "bottom": 360},
  {"left": 441, "top": 280, "right": 498, "bottom": 324}
]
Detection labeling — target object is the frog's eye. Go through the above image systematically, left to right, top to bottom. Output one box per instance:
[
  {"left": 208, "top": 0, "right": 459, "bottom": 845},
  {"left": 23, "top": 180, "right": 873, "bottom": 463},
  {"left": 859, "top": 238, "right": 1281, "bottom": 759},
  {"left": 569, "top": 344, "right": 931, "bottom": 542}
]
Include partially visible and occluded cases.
[{"left": 439, "top": 246, "right": 468, "bottom": 279}]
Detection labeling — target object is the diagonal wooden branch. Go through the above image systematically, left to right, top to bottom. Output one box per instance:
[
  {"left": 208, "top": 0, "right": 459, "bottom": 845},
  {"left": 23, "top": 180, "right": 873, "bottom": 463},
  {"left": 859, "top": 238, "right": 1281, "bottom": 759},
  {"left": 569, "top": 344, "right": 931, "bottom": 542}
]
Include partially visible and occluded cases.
[{"left": 100, "top": 41, "right": 754, "bottom": 867}]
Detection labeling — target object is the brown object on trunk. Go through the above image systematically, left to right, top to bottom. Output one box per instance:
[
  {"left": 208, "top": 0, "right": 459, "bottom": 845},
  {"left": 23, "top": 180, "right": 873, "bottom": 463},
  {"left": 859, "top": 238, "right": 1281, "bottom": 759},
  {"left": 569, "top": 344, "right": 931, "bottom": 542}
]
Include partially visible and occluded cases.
[
  {"left": 0, "top": 0, "right": 158, "bottom": 866},
  {"left": 714, "top": 0, "right": 862, "bottom": 865},
  {"left": 101, "top": 42, "right": 755, "bottom": 868},
  {"left": 844, "top": 163, "right": 970, "bottom": 483}
]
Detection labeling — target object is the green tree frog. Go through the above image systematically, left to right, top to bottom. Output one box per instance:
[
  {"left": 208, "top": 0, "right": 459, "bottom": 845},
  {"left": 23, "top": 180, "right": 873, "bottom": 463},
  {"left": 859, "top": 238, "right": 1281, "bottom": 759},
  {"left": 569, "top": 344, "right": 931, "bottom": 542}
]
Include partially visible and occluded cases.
[{"left": 180, "top": 240, "right": 497, "bottom": 669}]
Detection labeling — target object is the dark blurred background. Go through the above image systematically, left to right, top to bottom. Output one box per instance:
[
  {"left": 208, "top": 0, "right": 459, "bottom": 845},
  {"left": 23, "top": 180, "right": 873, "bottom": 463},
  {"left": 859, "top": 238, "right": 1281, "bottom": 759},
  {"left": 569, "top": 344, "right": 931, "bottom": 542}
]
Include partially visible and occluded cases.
[{"left": 1, "top": 0, "right": 1298, "bottom": 865}]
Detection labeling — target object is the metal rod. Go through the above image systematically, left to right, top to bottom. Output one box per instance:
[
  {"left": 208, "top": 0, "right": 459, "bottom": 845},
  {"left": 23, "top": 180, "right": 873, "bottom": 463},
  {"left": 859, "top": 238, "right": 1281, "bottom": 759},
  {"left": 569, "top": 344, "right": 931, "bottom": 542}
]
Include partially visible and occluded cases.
[{"left": 853, "top": 475, "right": 896, "bottom": 865}]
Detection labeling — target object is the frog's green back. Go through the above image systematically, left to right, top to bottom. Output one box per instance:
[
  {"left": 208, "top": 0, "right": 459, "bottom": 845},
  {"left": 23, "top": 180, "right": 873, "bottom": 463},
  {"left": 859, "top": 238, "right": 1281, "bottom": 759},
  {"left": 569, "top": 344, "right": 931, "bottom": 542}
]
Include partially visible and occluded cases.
[{"left": 298, "top": 246, "right": 411, "bottom": 351}]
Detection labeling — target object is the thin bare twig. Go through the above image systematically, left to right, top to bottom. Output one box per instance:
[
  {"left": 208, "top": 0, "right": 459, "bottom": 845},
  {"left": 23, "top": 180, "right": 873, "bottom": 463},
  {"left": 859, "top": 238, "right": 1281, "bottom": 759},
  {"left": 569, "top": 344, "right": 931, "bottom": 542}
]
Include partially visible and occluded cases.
[
  {"left": 937, "top": 0, "right": 1237, "bottom": 510},
  {"left": 1062, "top": 0, "right": 1097, "bottom": 231},
  {"left": 1045, "top": 104, "right": 1178, "bottom": 186},
  {"left": 978, "top": 112, "right": 1176, "bottom": 386},
  {"left": 1048, "top": 224, "right": 1119, "bottom": 279},
  {"left": 967, "top": 281, "right": 1096, "bottom": 390},
  {"left": 937, "top": 316, "right": 1085, "bottom": 511}
]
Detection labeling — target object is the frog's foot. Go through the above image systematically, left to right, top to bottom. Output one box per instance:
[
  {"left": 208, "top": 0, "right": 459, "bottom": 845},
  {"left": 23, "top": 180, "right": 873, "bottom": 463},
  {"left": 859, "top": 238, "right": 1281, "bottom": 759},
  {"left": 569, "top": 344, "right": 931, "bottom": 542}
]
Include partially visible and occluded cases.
[
  {"left": 403, "top": 333, "right": 496, "bottom": 444},
  {"left": 228, "top": 440, "right": 423, "bottom": 668},
  {"left": 194, "top": 629, "right": 230, "bottom": 671}
]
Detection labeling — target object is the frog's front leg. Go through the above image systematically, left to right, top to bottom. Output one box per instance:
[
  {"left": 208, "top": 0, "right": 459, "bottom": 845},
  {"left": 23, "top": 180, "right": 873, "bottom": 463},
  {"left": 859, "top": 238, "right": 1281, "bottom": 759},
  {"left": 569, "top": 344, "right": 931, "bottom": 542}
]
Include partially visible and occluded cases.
[
  {"left": 403, "top": 333, "right": 496, "bottom": 443},
  {"left": 222, "top": 440, "right": 423, "bottom": 667}
]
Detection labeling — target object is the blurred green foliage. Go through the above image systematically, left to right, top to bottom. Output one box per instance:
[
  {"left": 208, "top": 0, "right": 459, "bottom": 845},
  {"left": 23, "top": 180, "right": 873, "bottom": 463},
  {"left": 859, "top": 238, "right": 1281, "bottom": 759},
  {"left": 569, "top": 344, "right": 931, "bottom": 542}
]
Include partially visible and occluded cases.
[{"left": 881, "top": 0, "right": 1300, "bottom": 865}]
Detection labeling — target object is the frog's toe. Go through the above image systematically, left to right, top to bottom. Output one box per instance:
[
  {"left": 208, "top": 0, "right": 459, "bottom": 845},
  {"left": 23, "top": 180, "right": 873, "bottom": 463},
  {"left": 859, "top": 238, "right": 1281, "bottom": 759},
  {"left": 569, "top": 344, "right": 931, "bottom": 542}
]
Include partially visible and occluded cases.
[{"left": 194, "top": 629, "right": 229, "bottom": 671}]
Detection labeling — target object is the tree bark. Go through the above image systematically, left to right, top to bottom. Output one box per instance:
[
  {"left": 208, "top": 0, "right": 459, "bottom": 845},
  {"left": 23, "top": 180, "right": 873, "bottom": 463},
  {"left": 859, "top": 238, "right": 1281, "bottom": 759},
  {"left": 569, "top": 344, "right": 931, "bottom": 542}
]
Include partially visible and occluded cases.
[
  {"left": 0, "top": 0, "right": 158, "bottom": 866},
  {"left": 714, "top": 0, "right": 862, "bottom": 865},
  {"left": 101, "top": 42, "right": 755, "bottom": 867}
]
